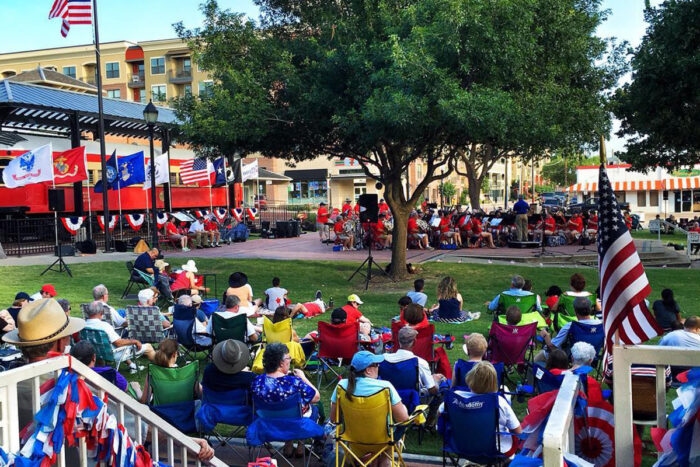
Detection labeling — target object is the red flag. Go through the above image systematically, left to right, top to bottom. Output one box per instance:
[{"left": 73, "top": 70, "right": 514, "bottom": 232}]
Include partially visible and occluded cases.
[{"left": 49, "top": 147, "right": 87, "bottom": 185}]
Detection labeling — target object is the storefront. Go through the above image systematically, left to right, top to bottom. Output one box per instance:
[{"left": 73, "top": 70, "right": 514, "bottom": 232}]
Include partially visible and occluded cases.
[{"left": 284, "top": 169, "right": 329, "bottom": 205}]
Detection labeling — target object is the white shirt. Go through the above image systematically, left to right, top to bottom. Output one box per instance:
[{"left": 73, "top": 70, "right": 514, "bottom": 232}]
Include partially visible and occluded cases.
[
  {"left": 189, "top": 220, "right": 205, "bottom": 233},
  {"left": 265, "top": 287, "right": 288, "bottom": 310},
  {"left": 406, "top": 291, "right": 428, "bottom": 307},
  {"left": 30, "top": 292, "right": 42, "bottom": 301},
  {"left": 102, "top": 302, "right": 125, "bottom": 327},
  {"left": 206, "top": 310, "right": 256, "bottom": 339},
  {"left": 84, "top": 318, "right": 121, "bottom": 345},
  {"left": 659, "top": 330, "right": 700, "bottom": 349},
  {"left": 383, "top": 349, "right": 436, "bottom": 392}
]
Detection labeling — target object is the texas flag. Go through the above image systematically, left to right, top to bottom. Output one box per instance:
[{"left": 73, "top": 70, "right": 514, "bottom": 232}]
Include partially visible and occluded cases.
[
  {"left": 2, "top": 144, "right": 54, "bottom": 188},
  {"left": 48, "top": 146, "right": 87, "bottom": 185}
]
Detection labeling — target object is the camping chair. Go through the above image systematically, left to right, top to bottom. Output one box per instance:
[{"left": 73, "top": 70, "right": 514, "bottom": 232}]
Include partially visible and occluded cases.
[
  {"left": 121, "top": 261, "right": 153, "bottom": 299},
  {"left": 495, "top": 292, "right": 537, "bottom": 316},
  {"left": 553, "top": 293, "right": 596, "bottom": 331},
  {"left": 80, "top": 302, "right": 127, "bottom": 337},
  {"left": 172, "top": 304, "right": 212, "bottom": 363},
  {"left": 125, "top": 305, "right": 173, "bottom": 344},
  {"left": 498, "top": 311, "right": 548, "bottom": 329},
  {"left": 211, "top": 313, "right": 248, "bottom": 344},
  {"left": 263, "top": 317, "right": 293, "bottom": 343},
  {"left": 251, "top": 318, "right": 306, "bottom": 373},
  {"left": 564, "top": 320, "right": 605, "bottom": 373},
  {"left": 316, "top": 321, "right": 361, "bottom": 388},
  {"left": 390, "top": 321, "right": 439, "bottom": 371},
  {"left": 486, "top": 321, "right": 537, "bottom": 383},
  {"left": 79, "top": 328, "right": 141, "bottom": 372},
  {"left": 379, "top": 358, "right": 431, "bottom": 444},
  {"left": 452, "top": 359, "right": 505, "bottom": 391},
  {"left": 147, "top": 361, "right": 199, "bottom": 434},
  {"left": 520, "top": 363, "right": 590, "bottom": 396},
  {"left": 631, "top": 375, "right": 661, "bottom": 428},
  {"left": 196, "top": 386, "right": 253, "bottom": 461},
  {"left": 335, "top": 386, "right": 426, "bottom": 467},
  {"left": 440, "top": 390, "right": 509, "bottom": 466},
  {"left": 246, "top": 393, "right": 324, "bottom": 467}
]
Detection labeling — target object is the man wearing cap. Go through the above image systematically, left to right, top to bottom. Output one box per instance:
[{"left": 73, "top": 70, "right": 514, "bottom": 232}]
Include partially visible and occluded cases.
[
  {"left": 513, "top": 194, "right": 530, "bottom": 242},
  {"left": 378, "top": 198, "right": 390, "bottom": 215},
  {"left": 317, "top": 202, "right": 330, "bottom": 242},
  {"left": 204, "top": 215, "right": 222, "bottom": 247},
  {"left": 188, "top": 216, "right": 210, "bottom": 249},
  {"left": 134, "top": 248, "right": 173, "bottom": 302},
  {"left": 30, "top": 284, "right": 57, "bottom": 301},
  {"left": 7, "top": 292, "right": 31, "bottom": 323},
  {"left": 342, "top": 294, "right": 371, "bottom": 325},
  {"left": 384, "top": 327, "right": 444, "bottom": 397},
  {"left": 202, "top": 339, "right": 256, "bottom": 392}
]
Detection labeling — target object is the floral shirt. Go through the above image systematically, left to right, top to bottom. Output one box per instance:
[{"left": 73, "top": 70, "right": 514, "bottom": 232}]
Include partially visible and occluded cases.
[{"left": 251, "top": 374, "right": 315, "bottom": 405}]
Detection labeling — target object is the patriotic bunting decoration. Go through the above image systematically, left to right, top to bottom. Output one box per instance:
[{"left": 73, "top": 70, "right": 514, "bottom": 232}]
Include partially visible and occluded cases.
[
  {"left": 246, "top": 207, "right": 258, "bottom": 220},
  {"left": 214, "top": 208, "right": 227, "bottom": 223},
  {"left": 231, "top": 208, "right": 243, "bottom": 222},
  {"left": 194, "top": 209, "right": 209, "bottom": 219},
  {"left": 156, "top": 212, "right": 169, "bottom": 228},
  {"left": 125, "top": 214, "right": 145, "bottom": 231},
  {"left": 97, "top": 215, "right": 118, "bottom": 232},
  {"left": 60, "top": 216, "right": 85, "bottom": 235},
  {"left": 0, "top": 369, "right": 167, "bottom": 467}
]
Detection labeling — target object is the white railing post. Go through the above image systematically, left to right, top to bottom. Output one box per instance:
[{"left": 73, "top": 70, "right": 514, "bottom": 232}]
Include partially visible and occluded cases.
[{"left": 543, "top": 372, "right": 581, "bottom": 467}]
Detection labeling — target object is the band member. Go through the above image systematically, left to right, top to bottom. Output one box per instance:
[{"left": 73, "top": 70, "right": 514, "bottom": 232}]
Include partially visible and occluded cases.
[
  {"left": 341, "top": 198, "right": 353, "bottom": 215},
  {"left": 378, "top": 198, "right": 390, "bottom": 215},
  {"left": 317, "top": 202, "right": 330, "bottom": 242},
  {"left": 533, "top": 210, "right": 556, "bottom": 243},
  {"left": 586, "top": 210, "right": 598, "bottom": 238},
  {"left": 408, "top": 211, "right": 431, "bottom": 250},
  {"left": 439, "top": 211, "right": 462, "bottom": 247},
  {"left": 554, "top": 211, "right": 568, "bottom": 235},
  {"left": 333, "top": 212, "right": 354, "bottom": 250},
  {"left": 566, "top": 212, "right": 584, "bottom": 244},
  {"left": 373, "top": 213, "right": 392, "bottom": 248},
  {"left": 471, "top": 214, "right": 497, "bottom": 248},
  {"left": 204, "top": 215, "right": 222, "bottom": 247}
]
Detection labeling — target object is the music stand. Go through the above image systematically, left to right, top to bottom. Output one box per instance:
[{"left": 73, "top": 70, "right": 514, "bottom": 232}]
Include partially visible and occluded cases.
[
  {"left": 533, "top": 210, "right": 558, "bottom": 259},
  {"left": 348, "top": 228, "right": 393, "bottom": 290},
  {"left": 577, "top": 229, "right": 594, "bottom": 252},
  {"left": 41, "top": 241, "right": 72, "bottom": 278}
]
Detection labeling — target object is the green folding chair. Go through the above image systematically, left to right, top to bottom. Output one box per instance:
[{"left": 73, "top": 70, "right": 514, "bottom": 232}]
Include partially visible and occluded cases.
[
  {"left": 498, "top": 293, "right": 538, "bottom": 315},
  {"left": 554, "top": 293, "right": 596, "bottom": 331},
  {"left": 498, "top": 311, "right": 548, "bottom": 328},
  {"left": 211, "top": 313, "right": 248, "bottom": 344},
  {"left": 79, "top": 328, "right": 140, "bottom": 372},
  {"left": 147, "top": 361, "right": 200, "bottom": 434}
]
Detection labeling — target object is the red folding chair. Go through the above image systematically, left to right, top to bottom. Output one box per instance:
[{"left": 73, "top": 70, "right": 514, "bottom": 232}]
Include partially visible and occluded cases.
[
  {"left": 316, "top": 321, "right": 361, "bottom": 388},
  {"left": 391, "top": 321, "right": 437, "bottom": 371},
  {"left": 486, "top": 322, "right": 537, "bottom": 384}
]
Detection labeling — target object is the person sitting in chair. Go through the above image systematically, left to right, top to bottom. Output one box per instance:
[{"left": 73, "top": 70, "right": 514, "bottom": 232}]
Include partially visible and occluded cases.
[
  {"left": 407, "top": 211, "right": 431, "bottom": 250},
  {"left": 333, "top": 212, "right": 354, "bottom": 251},
  {"left": 372, "top": 212, "right": 392, "bottom": 249},
  {"left": 565, "top": 212, "right": 584, "bottom": 244},
  {"left": 204, "top": 215, "right": 222, "bottom": 247},
  {"left": 165, "top": 216, "right": 190, "bottom": 251},
  {"left": 188, "top": 216, "right": 210, "bottom": 249},
  {"left": 134, "top": 248, "right": 173, "bottom": 302},
  {"left": 171, "top": 260, "right": 209, "bottom": 297},
  {"left": 552, "top": 273, "right": 596, "bottom": 313},
  {"left": 486, "top": 275, "right": 542, "bottom": 312},
  {"left": 92, "top": 284, "right": 127, "bottom": 328},
  {"left": 136, "top": 288, "right": 172, "bottom": 330},
  {"left": 208, "top": 294, "right": 260, "bottom": 343},
  {"left": 535, "top": 297, "right": 601, "bottom": 363},
  {"left": 504, "top": 305, "right": 522, "bottom": 326},
  {"left": 384, "top": 327, "right": 444, "bottom": 396},
  {"left": 460, "top": 333, "right": 487, "bottom": 364},
  {"left": 202, "top": 339, "right": 256, "bottom": 392}
]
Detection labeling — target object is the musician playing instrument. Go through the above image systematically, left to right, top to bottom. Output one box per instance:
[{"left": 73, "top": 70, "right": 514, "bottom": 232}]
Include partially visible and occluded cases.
[
  {"left": 341, "top": 198, "right": 353, "bottom": 216},
  {"left": 378, "top": 198, "right": 390, "bottom": 215},
  {"left": 439, "top": 210, "right": 462, "bottom": 247},
  {"left": 533, "top": 210, "right": 556, "bottom": 243},
  {"left": 586, "top": 210, "right": 598, "bottom": 239},
  {"left": 407, "top": 211, "right": 431, "bottom": 250},
  {"left": 333, "top": 212, "right": 354, "bottom": 250},
  {"left": 372, "top": 212, "right": 393, "bottom": 248},
  {"left": 565, "top": 212, "right": 584, "bottom": 244},
  {"left": 470, "top": 214, "right": 497, "bottom": 248}
]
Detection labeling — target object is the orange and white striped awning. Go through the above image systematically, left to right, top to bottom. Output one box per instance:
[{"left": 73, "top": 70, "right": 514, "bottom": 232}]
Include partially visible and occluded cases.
[{"left": 566, "top": 177, "right": 700, "bottom": 193}]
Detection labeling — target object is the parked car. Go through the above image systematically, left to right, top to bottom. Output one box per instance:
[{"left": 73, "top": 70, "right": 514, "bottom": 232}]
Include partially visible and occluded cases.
[
  {"left": 254, "top": 194, "right": 268, "bottom": 210},
  {"left": 541, "top": 196, "right": 564, "bottom": 212},
  {"left": 568, "top": 197, "right": 629, "bottom": 213}
]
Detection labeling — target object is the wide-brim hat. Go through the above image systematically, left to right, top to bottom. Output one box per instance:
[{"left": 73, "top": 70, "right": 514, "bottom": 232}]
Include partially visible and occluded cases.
[
  {"left": 154, "top": 259, "right": 169, "bottom": 270},
  {"left": 182, "top": 260, "right": 198, "bottom": 273},
  {"left": 228, "top": 272, "right": 248, "bottom": 288},
  {"left": 2, "top": 298, "right": 84, "bottom": 346},
  {"left": 212, "top": 339, "right": 250, "bottom": 375}
]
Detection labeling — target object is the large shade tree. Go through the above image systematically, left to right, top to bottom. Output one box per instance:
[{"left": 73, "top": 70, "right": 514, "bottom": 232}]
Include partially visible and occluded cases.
[
  {"left": 174, "top": 0, "right": 621, "bottom": 278},
  {"left": 614, "top": 0, "right": 699, "bottom": 170}
]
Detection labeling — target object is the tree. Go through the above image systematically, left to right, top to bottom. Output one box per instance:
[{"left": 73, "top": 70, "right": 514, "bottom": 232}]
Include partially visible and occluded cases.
[
  {"left": 174, "top": 0, "right": 620, "bottom": 278},
  {"left": 614, "top": 0, "right": 699, "bottom": 170},
  {"left": 542, "top": 151, "right": 601, "bottom": 187},
  {"left": 440, "top": 181, "right": 456, "bottom": 205}
]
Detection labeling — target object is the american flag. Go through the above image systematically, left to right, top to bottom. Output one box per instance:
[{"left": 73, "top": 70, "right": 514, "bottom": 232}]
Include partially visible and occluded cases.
[
  {"left": 49, "top": 0, "right": 93, "bottom": 37},
  {"left": 179, "top": 157, "right": 213, "bottom": 184},
  {"left": 597, "top": 163, "right": 662, "bottom": 353}
]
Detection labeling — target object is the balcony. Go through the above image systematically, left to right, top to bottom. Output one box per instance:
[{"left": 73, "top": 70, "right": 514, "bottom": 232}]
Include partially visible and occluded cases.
[
  {"left": 168, "top": 69, "right": 192, "bottom": 84},
  {"left": 127, "top": 72, "right": 146, "bottom": 88}
]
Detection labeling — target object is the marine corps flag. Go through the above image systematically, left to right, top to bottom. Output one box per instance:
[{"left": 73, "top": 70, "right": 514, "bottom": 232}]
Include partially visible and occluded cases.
[{"left": 47, "top": 147, "right": 87, "bottom": 185}]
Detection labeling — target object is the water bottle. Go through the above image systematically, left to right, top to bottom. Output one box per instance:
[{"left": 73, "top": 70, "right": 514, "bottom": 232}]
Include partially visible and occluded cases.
[{"left": 328, "top": 297, "right": 334, "bottom": 309}]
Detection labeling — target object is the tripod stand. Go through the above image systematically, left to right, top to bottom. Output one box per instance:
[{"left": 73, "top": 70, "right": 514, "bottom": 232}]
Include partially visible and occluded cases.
[
  {"left": 533, "top": 211, "right": 559, "bottom": 258},
  {"left": 348, "top": 227, "right": 392, "bottom": 290},
  {"left": 41, "top": 240, "right": 72, "bottom": 277}
]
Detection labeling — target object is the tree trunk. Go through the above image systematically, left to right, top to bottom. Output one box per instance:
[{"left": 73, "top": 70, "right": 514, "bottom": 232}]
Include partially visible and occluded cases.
[
  {"left": 467, "top": 172, "right": 482, "bottom": 210},
  {"left": 384, "top": 175, "right": 411, "bottom": 281}
]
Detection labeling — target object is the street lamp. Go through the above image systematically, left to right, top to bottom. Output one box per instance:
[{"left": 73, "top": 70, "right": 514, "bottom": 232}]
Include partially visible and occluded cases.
[{"left": 143, "top": 100, "right": 159, "bottom": 250}]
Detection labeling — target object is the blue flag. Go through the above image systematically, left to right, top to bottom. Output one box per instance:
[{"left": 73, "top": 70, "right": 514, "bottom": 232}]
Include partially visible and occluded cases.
[
  {"left": 94, "top": 151, "right": 145, "bottom": 193},
  {"left": 212, "top": 157, "right": 227, "bottom": 187}
]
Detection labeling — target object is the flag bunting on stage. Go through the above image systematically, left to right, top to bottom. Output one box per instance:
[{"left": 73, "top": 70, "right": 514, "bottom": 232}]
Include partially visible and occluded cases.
[
  {"left": 2, "top": 144, "right": 54, "bottom": 188},
  {"left": 246, "top": 207, "right": 258, "bottom": 220},
  {"left": 214, "top": 208, "right": 227, "bottom": 223},
  {"left": 231, "top": 208, "right": 243, "bottom": 222},
  {"left": 194, "top": 209, "right": 209, "bottom": 218},
  {"left": 156, "top": 212, "right": 169, "bottom": 227},
  {"left": 125, "top": 214, "right": 145, "bottom": 231},
  {"left": 97, "top": 215, "right": 117, "bottom": 232},
  {"left": 60, "top": 216, "right": 85, "bottom": 235}
]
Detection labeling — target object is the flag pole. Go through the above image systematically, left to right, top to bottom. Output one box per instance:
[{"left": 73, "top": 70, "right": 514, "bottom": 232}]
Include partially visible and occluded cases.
[
  {"left": 92, "top": 0, "right": 112, "bottom": 252},
  {"left": 83, "top": 147, "right": 93, "bottom": 239},
  {"left": 116, "top": 153, "right": 123, "bottom": 239},
  {"left": 223, "top": 156, "right": 230, "bottom": 213}
]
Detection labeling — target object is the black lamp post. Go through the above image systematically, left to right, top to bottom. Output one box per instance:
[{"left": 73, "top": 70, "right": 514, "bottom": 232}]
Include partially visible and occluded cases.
[{"left": 143, "top": 100, "right": 159, "bottom": 249}]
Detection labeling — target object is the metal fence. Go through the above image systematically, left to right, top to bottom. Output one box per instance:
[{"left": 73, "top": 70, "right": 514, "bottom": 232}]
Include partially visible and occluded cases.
[{"left": 248, "top": 205, "right": 313, "bottom": 230}]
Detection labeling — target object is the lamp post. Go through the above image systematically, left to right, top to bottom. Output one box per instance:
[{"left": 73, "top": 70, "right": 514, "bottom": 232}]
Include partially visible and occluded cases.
[{"left": 143, "top": 100, "right": 159, "bottom": 250}]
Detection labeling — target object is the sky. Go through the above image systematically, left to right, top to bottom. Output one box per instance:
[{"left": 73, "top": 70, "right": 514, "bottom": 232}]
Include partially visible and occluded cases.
[{"left": 0, "top": 0, "right": 662, "bottom": 154}]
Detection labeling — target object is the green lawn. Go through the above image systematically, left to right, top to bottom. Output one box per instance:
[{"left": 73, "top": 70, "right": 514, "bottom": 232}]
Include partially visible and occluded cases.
[
  {"left": 631, "top": 228, "right": 688, "bottom": 247},
  {"left": 2, "top": 258, "right": 698, "bottom": 459}
]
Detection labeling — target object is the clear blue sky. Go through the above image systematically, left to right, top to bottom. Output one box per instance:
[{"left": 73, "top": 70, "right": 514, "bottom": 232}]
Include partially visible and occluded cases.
[{"left": 0, "top": 0, "right": 660, "bottom": 153}]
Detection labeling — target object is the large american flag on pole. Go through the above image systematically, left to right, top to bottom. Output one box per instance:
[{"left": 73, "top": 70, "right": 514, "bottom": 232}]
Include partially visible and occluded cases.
[
  {"left": 49, "top": 0, "right": 93, "bottom": 37},
  {"left": 179, "top": 157, "right": 213, "bottom": 184},
  {"left": 597, "top": 163, "right": 662, "bottom": 352}
]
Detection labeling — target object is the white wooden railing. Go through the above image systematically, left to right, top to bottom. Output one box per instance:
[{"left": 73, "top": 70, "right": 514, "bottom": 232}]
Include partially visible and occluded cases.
[
  {"left": 0, "top": 356, "right": 227, "bottom": 467},
  {"left": 542, "top": 372, "right": 582, "bottom": 467}
]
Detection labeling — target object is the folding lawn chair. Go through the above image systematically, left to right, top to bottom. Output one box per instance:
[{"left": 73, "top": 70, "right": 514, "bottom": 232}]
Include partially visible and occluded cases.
[
  {"left": 121, "top": 261, "right": 154, "bottom": 299},
  {"left": 496, "top": 292, "right": 537, "bottom": 316},
  {"left": 553, "top": 293, "right": 596, "bottom": 331},
  {"left": 80, "top": 302, "right": 127, "bottom": 338},
  {"left": 172, "top": 304, "right": 212, "bottom": 363},
  {"left": 125, "top": 305, "right": 173, "bottom": 344},
  {"left": 497, "top": 311, "right": 548, "bottom": 329},
  {"left": 211, "top": 312, "right": 248, "bottom": 344},
  {"left": 262, "top": 317, "right": 294, "bottom": 343},
  {"left": 563, "top": 320, "right": 605, "bottom": 374},
  {"left": 316, "top": 321, "right": 361, "bottom": 388},
  {"left": 390, "top": 321, "right": 439, "bottom": 371},
  {"left": 486, "top": 321, "right": 537, "bottom": 385},
  {"left": 79, "top": 328, "right": 141, "bottom": 372},
  {"left": 379, "top": 358, "right": 431, "bottom": 444},
  {"left": 452, "top": 359, "right": 505, "bottom": 391},
  {"left": 147, "top": 361, "right": 200, "bottom": 434},
  {"left": 196, "top": 386, "right": 253, "bottom": 462},
  {"left": 246, "top": 393, "right": 324, "bottom": 467}
]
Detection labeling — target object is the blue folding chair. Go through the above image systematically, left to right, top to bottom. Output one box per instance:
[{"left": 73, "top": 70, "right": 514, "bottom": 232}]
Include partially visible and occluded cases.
[
  {"left": 172, "top": 304, "right": 212, "bottom": 363},
  {"left": 565, "top": 321, "right": 605, "bottom": 374},
  {"left": 379, "top": 359, "right": 420, "bottom": 412},
  {"left": 452, "top": 360, "right": 505, "bottom": 391},
  {"left": 522, "top": 363, "right": 590, "bottom": 396},
  {"left": 196, "top": 386, "right": 253, "bottom": 461},
  {"left": 440, "top": 390, "right": 510, "bottom": 466},
  {"left": 246, "top": 393, "right": 324, "bottom": 467}
]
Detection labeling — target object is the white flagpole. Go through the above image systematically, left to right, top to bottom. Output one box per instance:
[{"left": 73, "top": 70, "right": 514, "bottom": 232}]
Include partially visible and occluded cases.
[
  {"left": 49, "top": 144, "right": 59, "bottom": 253},
  {"left": 83, "top": 146, "right": 93, "bottom": 238},
  {"left": 115, "top": 153, "right": 123, "bottom": 239},
  {"left": 223, "top": 156, "right": 230, "bottom": 213},
  {"left": 256, "top": 160, "right": 260, "bottom": 212}
]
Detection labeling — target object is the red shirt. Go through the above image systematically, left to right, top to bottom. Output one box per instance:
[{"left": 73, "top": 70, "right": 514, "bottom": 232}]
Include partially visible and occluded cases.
[
  {"left": 379, "top": 202, "right": 390, "bottom": 214},
  {"left": 342, "top": 203, "right": 352, "bottom": 214},
  {"left": 354, "top": 204, "right": 360, "bottom": 213},
  {"left": 317, "top": 206, "right": 329, "bottom": 224},
  {"left": 588, "top": 215, "right": 598, "bottom": 230},
  {"left": 407, "top": 217, "right": 419, "bottom": 233},
  {"left": 439, "top": 217, "right": 450, "bottom": 233},
  {"left": 544, "top": 217, "right": 555, "bottom": 231},
  {"left": 569, "top": 217, "right": 583, "bottom": 233},
  {"left": 471, "top": 218, "right": 482, "bottom": 234},
  {"left": 204, "top": 220, "right": 218, "bottom": 231},
  {"left": 333, "top": 220, "right": 345, "bottom": 234},
  {"left": 372, "top": 221, "right": 384, "bottom": 237},
  {"left": 165, "top": 223, "right": 178, "bottom": 235},
  {"left": 342, "top": 304, "right": 363, "bottom": 323}
]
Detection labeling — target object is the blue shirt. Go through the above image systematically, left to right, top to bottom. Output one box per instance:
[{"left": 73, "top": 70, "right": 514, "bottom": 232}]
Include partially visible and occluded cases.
[
  {"left": 513, "top": 199, "right": 530, "bottom": 215},
  {"left": 134, "top": 252, "right": 159, "bottom": 279},
  {"left": 488, "top": 289, "right": 541, "bottom": 311},
  {"left": 406, "top": 291, "right": 428, "bottom": 307},
  {"left": 551, "top": 318, "right": 601, "bottom": 348},
  {"left": 251, "top": 374, "right": 316, "bottom": 405},
  {"left": 331, "top": 377, "right": 401, "bottom": 405}
]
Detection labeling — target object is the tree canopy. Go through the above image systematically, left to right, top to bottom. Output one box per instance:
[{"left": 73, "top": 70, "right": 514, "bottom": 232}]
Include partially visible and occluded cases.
[{"left": 614, "top": 0, "right": 699, "bottom": 170}]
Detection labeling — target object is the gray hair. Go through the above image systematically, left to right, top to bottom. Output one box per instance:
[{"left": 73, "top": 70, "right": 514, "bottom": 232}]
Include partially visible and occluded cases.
[
  {"left": 511, "top": 275, "right": 525, "bottom": 289},
  {"left": 93, "top": 284, "right": 108, "bottom": 301},
  {"left": 225, "top": 294, "right": 241, "bottom": 309},
  {"left": 177, "top": 295, "right": 193, "bottom": 307},
  {"left": 573, "top": 297, "right": 592, "bottom": 316},
  {"left": 56, "top": 298, "right": 70, "bottom": 313},
  {"left": 86, "top": 301, "right": 104, "bottom": 317},
  {"left": 398, "top": 326, "right": 418, "bottom": 348},
  {"left": 262, "top": 342, "right": 289, "bottom": 374},
  {"left": 571, "top": 342, "right": 596, "bottom": 366}
]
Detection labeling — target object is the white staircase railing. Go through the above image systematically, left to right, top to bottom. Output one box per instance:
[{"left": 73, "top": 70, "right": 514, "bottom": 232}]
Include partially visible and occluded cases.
[
  {"left": 0, "top": 356, "right": 226, "bottom": 467},
  {"left": 542, "top": 372, "right": 582, "bottom": 467}
]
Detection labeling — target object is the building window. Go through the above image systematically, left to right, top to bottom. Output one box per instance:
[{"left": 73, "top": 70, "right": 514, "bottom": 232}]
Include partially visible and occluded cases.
[
  {"left": 150, "top": 57, "right": 165, "bottom": 75},
  {"left": 183, "top": 58, "right": 191, "bottom": 73},
  {"left": 105, "top": 62, "right": 119, "bottom": 79},
  {"left": 63, "top": 66, "right": 76, "bottom": 78},
  {"left": 198, "top": 80, "right": 213, "bottom": 98},
  {"left": 183, "top": 84, "right": 192, "bottom": 96},
  {"left": 151, "top": 85, "right": 166, "bottom": 102},
  {"left": 107, "top": 89, "right": 121, "bottom": 99},
  {"left": 416, "top": 163, "right": 423, "bottom": 180},
  {"left": 288, "top": 180, "right": 327, "bottom": 203},
  {"left": 354, "top": 185, "right": 366, "bottom": 200},
  {"left": 649, "top": 190, "right": 659, "bottom": 207},
  {"left": 694, "top": 190, "right": 700, "bottom": 212},
  {"left": 637, "top": 191, "right": 646, "bottom": 207}
]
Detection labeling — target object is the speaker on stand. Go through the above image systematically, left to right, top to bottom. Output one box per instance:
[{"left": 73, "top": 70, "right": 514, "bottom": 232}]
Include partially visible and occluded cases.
[{"left": 42, "top": 189, "right": 72, "bottom": 277}]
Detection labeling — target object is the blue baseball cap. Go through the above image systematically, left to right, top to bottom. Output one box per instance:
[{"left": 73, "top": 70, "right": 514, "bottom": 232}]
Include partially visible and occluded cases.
[
  {"left": 14, "top": 292, "right": 32, "bottom": 301},
  {"left": 351, "top": 351, "right": 384, "bottom": 371}
]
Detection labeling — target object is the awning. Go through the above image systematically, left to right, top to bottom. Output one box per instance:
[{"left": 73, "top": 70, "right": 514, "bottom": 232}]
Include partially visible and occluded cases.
[
  {"left": 256, "top": 168, "right": 291, "bottom": 182},
  {"left": 284, "top": 168, "right": 327, "bottom": 181},
  {"left": 566, "top": 177, "right": 700, "bottom": 193}
]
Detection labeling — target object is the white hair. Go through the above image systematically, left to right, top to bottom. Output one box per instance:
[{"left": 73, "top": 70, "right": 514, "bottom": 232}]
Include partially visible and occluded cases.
[
  {"left": 93, "top": 284, "right": 108, "bottom": 301},
  {"left": 177, "top": 295, "right": 193, "bottom": 306},
  {"left": 570, "top": 342, "right": 596, "bottom": 366}
]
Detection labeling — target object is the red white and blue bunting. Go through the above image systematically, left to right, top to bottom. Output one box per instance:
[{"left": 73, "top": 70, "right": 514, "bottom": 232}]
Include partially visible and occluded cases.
[
  {"left": 246, "top": 207, "right": 258, "bottom": 220},
  {"left": 214, "top": 208, "right": 227, "bottom": 223},
  {"left": 231, "top": 208, "right": 243, "bottom": 222},
  {"left": 194, "top": 209, "right": 209, "bottom": 219},
  {"left": 156, "top": 212, "right": 169, "bottom": 228},
  {"left": 125, "top": 213, "right": 145, "bottom": 231},
  {"left": 97, "top": 215, "right": 118, "bottom": 232},
  {"left": 60, "top": 216, "right": 85, "bottom": 235},
  {"left": 0, "top": 369, "right": 168, "bottom": 467}
]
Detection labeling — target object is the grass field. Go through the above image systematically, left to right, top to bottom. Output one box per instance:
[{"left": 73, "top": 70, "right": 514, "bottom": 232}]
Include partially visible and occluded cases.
[
  {"left": 631, "top": 228, "right": 688, "bottom": 247},
  {"left": 2, "top": 258, "right": 698, "bottom": 459}
]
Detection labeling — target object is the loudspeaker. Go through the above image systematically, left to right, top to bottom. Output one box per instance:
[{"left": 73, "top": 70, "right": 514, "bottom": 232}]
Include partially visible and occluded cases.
[
  {"left": 48, "top": 189, "right": 65, "bottom": 212},
  {"left": 663, "top": 190, "right": 669, "bottom": 201},
  {"left": 359, "top": 193, "right": 379, "bottom": 224},
  {"left": 291, "top": 220, "right": 301, "bottom": 237},
  {"left": 76, "top": 239, "right": 97, "bottom": 254},
  {"left": 114, "top": 240, "right": 127, "bottom": 252},
  {"left": 54, "top": 244, "right": 75, "bottom": 257}
]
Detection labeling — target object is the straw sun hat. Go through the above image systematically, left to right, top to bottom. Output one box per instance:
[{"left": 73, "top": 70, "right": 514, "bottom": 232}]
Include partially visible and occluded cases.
[{"left": 2, "top": 298, "right": 84, "bottom": 346}]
